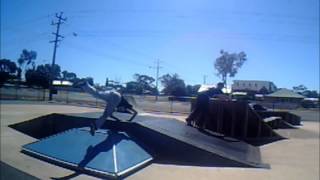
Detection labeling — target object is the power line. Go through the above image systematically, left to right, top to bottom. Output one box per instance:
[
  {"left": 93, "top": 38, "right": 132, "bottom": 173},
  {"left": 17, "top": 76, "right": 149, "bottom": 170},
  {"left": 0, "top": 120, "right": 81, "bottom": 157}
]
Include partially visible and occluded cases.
[
  {"left": 68, "top": 8, "right": 318, "bottom": 23},
  {"left": 2, "top": 14, "right": 53, "bottom": 32},
  {"left": 1, "top": 32, "right": 50, "bottom": 52},
  {"left": 63, "top": 36, "right": 152, "bottom": 68}
]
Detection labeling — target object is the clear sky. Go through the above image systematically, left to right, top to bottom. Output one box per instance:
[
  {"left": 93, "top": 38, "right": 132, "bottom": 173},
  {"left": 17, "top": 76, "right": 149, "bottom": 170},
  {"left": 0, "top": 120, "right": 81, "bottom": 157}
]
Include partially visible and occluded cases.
[{"left": 1, "top": 0, "right": 319, "bottom": 90}]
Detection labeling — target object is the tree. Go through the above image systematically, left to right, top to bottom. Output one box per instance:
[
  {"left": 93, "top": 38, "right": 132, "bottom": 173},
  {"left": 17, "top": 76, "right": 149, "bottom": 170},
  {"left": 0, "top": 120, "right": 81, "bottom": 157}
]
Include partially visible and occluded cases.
[
  {"left": 17, "top": 49, "right": 37, "bottom": 79},
  {"left": 214, "top": 50, "right": 247, "bottom": 86},
  {"left": 0, "top": 59, "right": 18, "bottom": 86},
  {"left": 25, "top": 64, "right": 61, "bottom": 88},
  {"left": 37, "top": 64, "right": 61, "bottom": 79},
  {"left": 25, "top": 69, "right": 49, "bottom": 88},
  {"left": 61, "top": 70, "right": 78, "bottom": 82},
  {"left": 160, "top": 73, "right": 186, "bottom": 96},
  {"left": 124, "top": 74, "right": 157, "bottom": 95},
  {"left": 134, "top": 74, "right": 156, "bottom": 93},
  {"left": 134, "top": 74, "right": 155, "bottom": 83},
  {"left": 125, "top": 81, "right": 142, "bottom": 94},
  {"left": 185, "top": 84, "right": 201, "bottom": 96},
  {"left": 292, "top": 85, "right": 319, "bottom": 98},
  {"left": 293, "top": 85, "right": 307, "bottom": 94},
  {"left": 302, "top": 90, "right": 319, "bottom": 98}
]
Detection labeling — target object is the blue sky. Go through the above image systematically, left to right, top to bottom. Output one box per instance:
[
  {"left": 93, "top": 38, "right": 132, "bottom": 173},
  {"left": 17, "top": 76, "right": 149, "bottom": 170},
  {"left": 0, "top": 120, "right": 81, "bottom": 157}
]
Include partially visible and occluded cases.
[{"left": 1, "top": 0, "right": 319, "bottom": 90}]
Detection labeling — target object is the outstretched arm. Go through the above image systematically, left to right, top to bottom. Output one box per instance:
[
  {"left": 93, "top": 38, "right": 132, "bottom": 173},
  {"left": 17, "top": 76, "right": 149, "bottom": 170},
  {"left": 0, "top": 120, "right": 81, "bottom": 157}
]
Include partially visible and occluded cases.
[{"left": 81, "top": 82, "right": 102, "bottom": 99}]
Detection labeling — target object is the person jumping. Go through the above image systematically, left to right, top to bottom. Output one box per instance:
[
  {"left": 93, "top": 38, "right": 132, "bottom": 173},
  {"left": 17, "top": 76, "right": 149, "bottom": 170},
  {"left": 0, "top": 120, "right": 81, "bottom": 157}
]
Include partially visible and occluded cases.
[{"left": 75, "top": 79, "right": 137, "bottom": 136}]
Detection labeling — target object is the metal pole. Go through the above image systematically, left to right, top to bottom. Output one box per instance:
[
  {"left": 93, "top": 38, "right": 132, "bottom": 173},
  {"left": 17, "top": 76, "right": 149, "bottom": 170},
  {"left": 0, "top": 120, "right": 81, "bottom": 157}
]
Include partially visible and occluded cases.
[
  {"left": 49, "top": 12, "right": 66, "bottom": 100},
  {"left": 149, "top": 59, "right": 162, "bottom": 101},
  {"left": 155, "top": 59, "right": 160, "bottom": 101},
  {"left": 203, "top": 75, "right": 207, "bottom": 84}
]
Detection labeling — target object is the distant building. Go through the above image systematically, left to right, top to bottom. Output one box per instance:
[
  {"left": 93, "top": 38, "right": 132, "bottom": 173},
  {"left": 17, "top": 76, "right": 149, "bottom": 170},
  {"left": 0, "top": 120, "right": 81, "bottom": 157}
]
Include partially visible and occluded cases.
[
  {"left": 52, "top": 80, "right": 73, "bottom": 86},
  {"left": 52, "top": 80, "right": 82, "bottom": 92},
  {"left": 232, "top": 80, "right": 277, "bottom": 94},
  {"left": 198, "top": 84, "right": 231, "bottom": 94},
  {"left": 198, "top": 84, "right": 214, "bottom": 93},
  {"left": 264, "top": 88, "right": 305, "bottom": 109},
  {"left": 265, "top": 88, "right": 305, "bottom": 102},
  {"left": 302, "top": 98, "right": 319, "bottom": 108}
]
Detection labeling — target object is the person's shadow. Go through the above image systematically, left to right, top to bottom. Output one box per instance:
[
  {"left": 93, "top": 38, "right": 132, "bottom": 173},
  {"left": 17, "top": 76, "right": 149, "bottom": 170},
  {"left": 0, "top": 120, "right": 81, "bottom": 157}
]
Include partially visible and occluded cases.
[{"left": 51, "top": 130, "right": 130, "bottom": 180}]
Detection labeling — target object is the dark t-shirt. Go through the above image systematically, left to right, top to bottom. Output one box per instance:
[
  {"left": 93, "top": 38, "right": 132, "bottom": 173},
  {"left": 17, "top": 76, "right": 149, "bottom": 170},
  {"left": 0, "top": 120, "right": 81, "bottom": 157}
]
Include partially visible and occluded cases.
[
  {"left": 195, "top": 88, "right": 223, "bottom": 108},
  {"left": 201, "top": 88, "right": 223, "bottom": 97},
  {"left": 250, "top": 103, "right": 267, "bottom": 111}
]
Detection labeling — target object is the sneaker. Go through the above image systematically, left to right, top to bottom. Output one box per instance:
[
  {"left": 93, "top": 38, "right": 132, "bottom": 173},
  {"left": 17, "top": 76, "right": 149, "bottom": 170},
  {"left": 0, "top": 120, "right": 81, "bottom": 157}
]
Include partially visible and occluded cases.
[{"left": 186, "top": 118, "right": 192, "bottom": 126}]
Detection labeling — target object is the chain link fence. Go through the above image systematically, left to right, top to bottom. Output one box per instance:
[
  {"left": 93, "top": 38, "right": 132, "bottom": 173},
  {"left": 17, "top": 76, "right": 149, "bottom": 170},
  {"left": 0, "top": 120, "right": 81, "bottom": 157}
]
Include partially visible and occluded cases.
[
  {"left": 0, "top": 85, "right": 191, "bottom": 114},
  {"left": 0, "top": 85, "right": 47, "bottom": 101}
]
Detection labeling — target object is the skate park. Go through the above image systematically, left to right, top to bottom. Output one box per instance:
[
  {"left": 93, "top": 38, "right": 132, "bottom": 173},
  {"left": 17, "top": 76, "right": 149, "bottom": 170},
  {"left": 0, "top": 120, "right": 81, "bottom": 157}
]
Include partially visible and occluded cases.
[
  {"left": 1, "top": 1, "right": 319, "bottom": 179},
  {"left": 1, "top": 100, "right": 319, "bottom": 180}
]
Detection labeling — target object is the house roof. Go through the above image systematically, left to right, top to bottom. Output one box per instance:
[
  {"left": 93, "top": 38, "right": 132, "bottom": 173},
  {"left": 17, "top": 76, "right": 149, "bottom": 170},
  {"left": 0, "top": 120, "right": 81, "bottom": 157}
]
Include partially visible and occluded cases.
[
  {"left": 52, "top": 80, "right": 73, "bottom": 86},
  {"left": 233, "top": 80, "right": 274, "bottom": 83},
  {"left": 198, "top": 84, "right": 231, "bottom": 94},
  {"left": 198, "top": 84, "right": 215, "bottom": 92},
  {"left": 265, "top": 88, "right": 305, "bottom": 99}
]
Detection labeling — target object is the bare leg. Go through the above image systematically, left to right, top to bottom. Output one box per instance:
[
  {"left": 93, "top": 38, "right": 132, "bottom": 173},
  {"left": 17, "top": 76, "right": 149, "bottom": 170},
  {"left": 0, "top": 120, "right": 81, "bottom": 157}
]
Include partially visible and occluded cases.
[
  {"left": 80, "top": 81, "right": 121, "bottom": 135},
  {"left": 95, "top": 105, "right": 116, "bottom": 129},
  {"left": 110, "top": 108, "right": 137, "bottom": 121},
  {"left": 127, "top": 108, "right": 137, "bottom": 121},
  {"left": 110, "top": 115, "right": 121, "bottom": 121}
]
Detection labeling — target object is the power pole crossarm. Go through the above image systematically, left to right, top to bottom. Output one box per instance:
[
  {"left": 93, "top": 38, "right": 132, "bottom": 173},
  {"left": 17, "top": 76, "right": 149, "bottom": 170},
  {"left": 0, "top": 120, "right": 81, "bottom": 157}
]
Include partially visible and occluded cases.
[{"left": 49, "top": 12, "right": 67, "bottom": 101}]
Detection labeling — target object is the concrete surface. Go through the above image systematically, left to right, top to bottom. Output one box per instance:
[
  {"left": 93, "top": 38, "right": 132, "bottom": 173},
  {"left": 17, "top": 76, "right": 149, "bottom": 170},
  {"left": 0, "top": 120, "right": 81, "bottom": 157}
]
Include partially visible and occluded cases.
[
  {"left": 0, "top": 100, "right": 319, "bottom": 180},
  {"left": 1, "top": 161, "right": 40, "bottom": 180}
]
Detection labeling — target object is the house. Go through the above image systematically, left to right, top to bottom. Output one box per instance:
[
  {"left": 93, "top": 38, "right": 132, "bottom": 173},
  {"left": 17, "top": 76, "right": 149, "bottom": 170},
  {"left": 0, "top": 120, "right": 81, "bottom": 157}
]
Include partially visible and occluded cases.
[
  {"left": 52, "top": 80, "right": 73, "bottom": 86},
  {"left": 232, "top": 80, "right": 277, "bottom": 94},
  {"left": 198, "top": 84, "right": 231, "bottom": 94},
  {"left": 264, "top": 88, "right": 305, "bottom": 109},
  {"left": 265, "top": 88, "right": 305, "bottom": 102},
  {"left": 301, "top": 98, "right": 319, "bottom": 108}
]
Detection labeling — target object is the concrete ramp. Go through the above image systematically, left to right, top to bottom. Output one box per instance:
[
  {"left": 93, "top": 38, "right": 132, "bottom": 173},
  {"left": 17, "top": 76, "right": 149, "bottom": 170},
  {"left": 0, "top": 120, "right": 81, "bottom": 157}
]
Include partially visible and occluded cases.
[
  {"left": 189, "top": 100, "right": 282, "bottom": 141},
  {"left": 257, "top": 111, "right": 301, "bottom": 126},
  {"left": 13, "top": 112, "right": 269, "bottom": 179},
  {"left": 64, "top": 112, "right": 269, "bottom": 168},
  {"left": 129, "top": 114, "right": 268, "bottom": 168},
  {"left": 263, "top": 116, "right": 297, "bottom": 129},
  {"left": 22, "top": 128, "right": 153, "bottom": 179}
]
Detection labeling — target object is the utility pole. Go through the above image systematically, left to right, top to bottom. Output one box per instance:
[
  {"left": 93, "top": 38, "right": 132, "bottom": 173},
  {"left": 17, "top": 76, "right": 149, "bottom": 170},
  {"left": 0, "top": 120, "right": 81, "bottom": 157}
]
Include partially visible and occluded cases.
[
  {"left": 49, "top": 12, "right": 67, "bottom": 100},
  {"left": 149, "top": 59, "right": 162, "bottom": 100},
  {"left": 203, "top": 75, "right": 207, "bottom": 84}
]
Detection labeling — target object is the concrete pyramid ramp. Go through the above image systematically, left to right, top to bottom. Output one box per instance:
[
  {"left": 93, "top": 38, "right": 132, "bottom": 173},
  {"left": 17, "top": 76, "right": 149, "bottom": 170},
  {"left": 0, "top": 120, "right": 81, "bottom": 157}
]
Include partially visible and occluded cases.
[{"left": 22, "top": 128, "right": 153, "bottom": 179}]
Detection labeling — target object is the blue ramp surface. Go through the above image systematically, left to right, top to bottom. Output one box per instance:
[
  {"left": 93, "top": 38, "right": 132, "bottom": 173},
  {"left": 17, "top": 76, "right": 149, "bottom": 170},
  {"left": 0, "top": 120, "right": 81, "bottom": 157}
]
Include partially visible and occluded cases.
[{"left": 22, "top": 128, "right": 153, "bottom": 178}]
